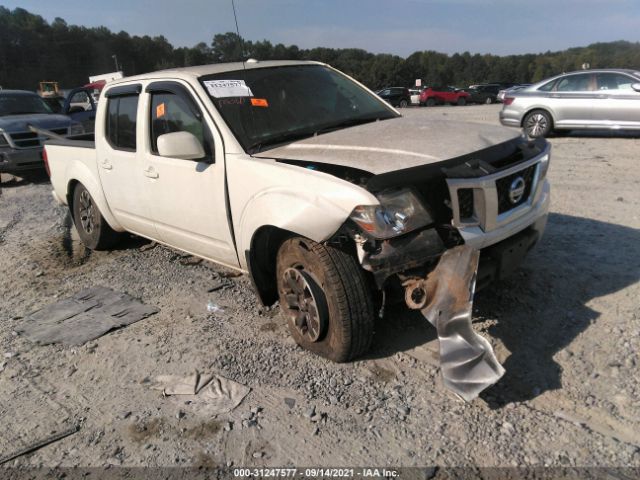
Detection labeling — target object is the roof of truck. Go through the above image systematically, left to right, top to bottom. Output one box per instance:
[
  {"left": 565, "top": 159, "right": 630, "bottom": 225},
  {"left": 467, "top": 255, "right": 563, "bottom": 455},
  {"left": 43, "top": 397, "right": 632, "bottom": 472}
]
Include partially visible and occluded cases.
[{"left": 109, "top": 60, "right": 325, "bottom": 85}]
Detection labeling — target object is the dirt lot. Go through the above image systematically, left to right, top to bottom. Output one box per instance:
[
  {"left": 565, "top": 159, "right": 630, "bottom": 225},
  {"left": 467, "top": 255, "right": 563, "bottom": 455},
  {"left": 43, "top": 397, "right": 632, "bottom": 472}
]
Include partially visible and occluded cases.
[{"left": 1, "top": 104, "right": 639, "bottom": 471}]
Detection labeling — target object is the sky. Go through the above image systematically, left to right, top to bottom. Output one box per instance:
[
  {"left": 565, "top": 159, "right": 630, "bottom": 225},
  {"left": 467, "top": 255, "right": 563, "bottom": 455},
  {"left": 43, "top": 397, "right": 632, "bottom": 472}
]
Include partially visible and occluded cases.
[{"left": 4, "top": 0, "right": 640, "bottom": 57}]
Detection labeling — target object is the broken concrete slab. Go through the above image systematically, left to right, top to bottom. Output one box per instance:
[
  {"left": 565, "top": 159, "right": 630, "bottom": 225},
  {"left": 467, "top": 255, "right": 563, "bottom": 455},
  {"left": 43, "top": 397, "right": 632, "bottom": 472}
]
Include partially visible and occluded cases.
[{"left": 17, "top": 286, "right": 159, "bottom": 346}]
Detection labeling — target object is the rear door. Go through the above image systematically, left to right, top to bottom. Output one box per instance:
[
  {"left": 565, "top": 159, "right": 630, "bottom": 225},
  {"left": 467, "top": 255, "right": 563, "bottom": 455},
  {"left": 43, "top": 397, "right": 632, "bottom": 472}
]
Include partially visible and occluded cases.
[
  {"left": 593, "top": 72, "right": 640, "bottom": 128},
  {"left": 549, "top": 73, "right": 596, "bottom": 127},
  {"left": 140, "top": 81, "right": 238, "bottom": 267},
  {"left": 96, "top": 84, "right": 158, "bottom": 238}
]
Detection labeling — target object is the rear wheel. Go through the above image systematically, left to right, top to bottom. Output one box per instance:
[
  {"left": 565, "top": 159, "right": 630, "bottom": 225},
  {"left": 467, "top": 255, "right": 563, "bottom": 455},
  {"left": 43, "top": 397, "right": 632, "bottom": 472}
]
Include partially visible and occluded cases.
[
  {"left": 485, "top": 96, "right": 493, "bottom": 105},
  {"left": 457, "top": 97, "right": 467, "bottom": 106},
  {"left": 399, "top": 99, "right": 408, "bottom": 108},
  {"left": 523, "top": 110, "right": 552, "bottom": 138},
  {"left": 72, "top": 183, "right": 121, "bottom": 250},
  {"left": 276, "top": 237, "right": 375, "bottom": 362}
]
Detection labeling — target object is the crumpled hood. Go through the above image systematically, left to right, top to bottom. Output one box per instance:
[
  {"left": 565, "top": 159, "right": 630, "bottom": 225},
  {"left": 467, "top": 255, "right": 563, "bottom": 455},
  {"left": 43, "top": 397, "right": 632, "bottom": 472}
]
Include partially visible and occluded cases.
[
  {"left": 0, "top": 114, "right": 73, "bottom": 133},
  {"left": 255, "top": 116, "right": 522, "bottom": 175}
]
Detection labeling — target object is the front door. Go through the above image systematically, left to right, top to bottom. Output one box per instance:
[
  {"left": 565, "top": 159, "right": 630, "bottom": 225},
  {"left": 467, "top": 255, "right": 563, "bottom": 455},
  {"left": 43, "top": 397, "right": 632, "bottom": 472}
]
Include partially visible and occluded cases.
[
  {"left": 593, "top": 72, "right": 640, "bottom": 128},
  {"left": 140, "top": 81, "right": 239, "bottom": 268}
]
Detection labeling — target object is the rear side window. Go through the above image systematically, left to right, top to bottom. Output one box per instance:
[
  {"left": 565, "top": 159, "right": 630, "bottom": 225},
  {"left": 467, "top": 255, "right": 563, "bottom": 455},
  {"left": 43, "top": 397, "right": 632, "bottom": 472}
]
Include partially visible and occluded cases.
[
  {"left": 596, "top": 73, "right": 635, "bottom": 91},
  {"left": 555, "top": 74, "right": 593, "bottom": 92},
  {"left": 106, "top": 95, "right": 139, "bottom": 151}
]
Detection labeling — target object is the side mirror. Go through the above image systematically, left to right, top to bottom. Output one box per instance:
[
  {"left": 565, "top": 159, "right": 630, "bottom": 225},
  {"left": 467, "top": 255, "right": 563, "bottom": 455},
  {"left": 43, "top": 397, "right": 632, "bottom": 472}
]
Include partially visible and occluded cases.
[
  {"left": 632, "top": 83, "right": 640, "bottom": 93},
  {"left": 157, "top": 131, "right": 205, "bottom": 160}
]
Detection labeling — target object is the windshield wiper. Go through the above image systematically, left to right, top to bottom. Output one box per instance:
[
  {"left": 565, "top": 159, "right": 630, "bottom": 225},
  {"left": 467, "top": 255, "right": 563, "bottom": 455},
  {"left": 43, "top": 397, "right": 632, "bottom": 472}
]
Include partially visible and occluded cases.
[
  {"left": 247, "top": 114, "right": 395, "bottom": 154},
  {"left": 247, "top": 129, "right": 319, "bottom": 154}
]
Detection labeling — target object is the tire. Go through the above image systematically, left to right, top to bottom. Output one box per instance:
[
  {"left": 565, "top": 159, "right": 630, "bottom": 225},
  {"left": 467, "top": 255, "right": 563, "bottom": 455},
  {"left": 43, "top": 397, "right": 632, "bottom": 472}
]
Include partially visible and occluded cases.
[
  {"left": 485, "top": 96, "right": 493, "bottom": 105},
  {"left": 457, "top": 97, "right": 467, "bottom": 106},
  {"left": 426, "top": 98, "right": 436, "bottom": 107},
  {"left": 399, "top": 99, "right": 408, "bottom": 108},
  {"left": 523, "top": 110, "right": 553, "bottom": 138},
  {"left": 72, "top": 183, "right": 121, "bottom": 250},
  {"left": 276, "top": 237, "right": 375, "bottom": 362}
]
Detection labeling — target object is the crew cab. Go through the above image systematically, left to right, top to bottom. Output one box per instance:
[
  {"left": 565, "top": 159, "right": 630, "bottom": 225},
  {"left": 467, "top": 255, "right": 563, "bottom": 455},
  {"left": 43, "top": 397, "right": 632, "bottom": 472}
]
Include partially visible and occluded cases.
[
  {"left": 45, "top": 61, "right": 551, "bottom": 366},
  {"left": 419, "top": 86, "right": 470, "bottom": 106},
  {"left": 0, "top": 90, "right": 83, "bottom": 176}
]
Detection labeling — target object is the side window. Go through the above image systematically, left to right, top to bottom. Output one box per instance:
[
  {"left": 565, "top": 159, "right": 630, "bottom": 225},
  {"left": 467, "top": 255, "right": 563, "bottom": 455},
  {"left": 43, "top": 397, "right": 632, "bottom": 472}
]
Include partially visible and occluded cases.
[
  {"left": 596, "top": 73, "right": 634, "bottom": 91},
  {"left": 555, "top": 74, "right": 593, "bottom": 92},
  {"left": 537, "top": 80, "right": 556, "bottom": 92},
  {"left": 150, "top": 92, "right": 212, "bottom": 160},
  {"left": 106, "top": 95, "right": 139, "bottom": 151}
]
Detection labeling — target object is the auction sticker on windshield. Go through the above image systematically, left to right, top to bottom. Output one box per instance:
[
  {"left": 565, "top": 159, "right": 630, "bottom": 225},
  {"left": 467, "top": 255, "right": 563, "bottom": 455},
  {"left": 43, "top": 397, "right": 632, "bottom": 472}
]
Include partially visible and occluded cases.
[{"left": 203, "top": 80, "right": 253, "bottom": 98}]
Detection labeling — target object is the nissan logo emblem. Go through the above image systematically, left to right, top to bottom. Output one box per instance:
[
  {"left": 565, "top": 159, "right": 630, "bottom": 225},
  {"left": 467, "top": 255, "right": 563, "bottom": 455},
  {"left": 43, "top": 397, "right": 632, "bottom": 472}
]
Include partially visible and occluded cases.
[{"left": 509, "top": 176, "right": 526, "bottom": 204}]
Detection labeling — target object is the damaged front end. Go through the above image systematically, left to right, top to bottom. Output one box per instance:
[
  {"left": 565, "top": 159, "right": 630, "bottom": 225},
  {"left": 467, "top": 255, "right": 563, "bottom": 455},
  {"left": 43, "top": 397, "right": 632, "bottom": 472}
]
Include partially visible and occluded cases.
[{"left": 324, "top": 137, "right": 550, "bottom": 401}]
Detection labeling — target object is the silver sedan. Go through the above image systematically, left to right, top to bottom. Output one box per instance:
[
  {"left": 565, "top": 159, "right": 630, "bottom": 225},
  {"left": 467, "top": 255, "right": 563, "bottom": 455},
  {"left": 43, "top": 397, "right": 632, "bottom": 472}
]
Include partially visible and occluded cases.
[{"left": 500, "top": 69, "right": 640, "bottom": 137}]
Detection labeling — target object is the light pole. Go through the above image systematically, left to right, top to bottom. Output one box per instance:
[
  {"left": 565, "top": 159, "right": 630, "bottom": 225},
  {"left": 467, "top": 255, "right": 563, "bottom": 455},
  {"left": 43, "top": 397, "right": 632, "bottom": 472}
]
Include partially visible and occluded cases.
[{"left": 112, "top": 54, "right": 119, "bottom": 71}]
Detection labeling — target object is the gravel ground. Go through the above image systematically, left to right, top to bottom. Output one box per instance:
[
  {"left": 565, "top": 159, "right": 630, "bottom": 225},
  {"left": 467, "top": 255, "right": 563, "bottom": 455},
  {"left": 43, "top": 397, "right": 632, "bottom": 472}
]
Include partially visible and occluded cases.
[{"left": 0, "top": 104, "right": 639, "bottom": 470}]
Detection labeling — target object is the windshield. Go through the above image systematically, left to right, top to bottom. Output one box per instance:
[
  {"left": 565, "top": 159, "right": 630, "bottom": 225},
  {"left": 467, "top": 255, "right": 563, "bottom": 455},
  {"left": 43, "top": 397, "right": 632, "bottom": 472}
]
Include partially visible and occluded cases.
[
  {"left": 199, "top": 64, "right": 398, "bottom": 153},
  {"left": 0, "top": 94, "right": 52, "bottom": 116}
]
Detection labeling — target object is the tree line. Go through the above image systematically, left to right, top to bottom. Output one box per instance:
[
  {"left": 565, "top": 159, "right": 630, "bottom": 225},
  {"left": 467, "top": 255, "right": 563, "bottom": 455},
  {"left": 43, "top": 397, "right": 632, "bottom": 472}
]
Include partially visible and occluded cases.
[{"left": 1, "top": 6, "right": 639, "bottom": 92}]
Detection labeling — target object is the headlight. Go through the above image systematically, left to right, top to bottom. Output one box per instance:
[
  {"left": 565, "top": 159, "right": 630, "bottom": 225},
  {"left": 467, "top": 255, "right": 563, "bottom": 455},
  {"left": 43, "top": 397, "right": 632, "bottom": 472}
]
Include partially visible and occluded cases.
[
  {"left": 68, "top": 123, "right": 84, "bottom": 135},
  {"left": 349, "top": 188, "right": 433, "bottom": 239}
]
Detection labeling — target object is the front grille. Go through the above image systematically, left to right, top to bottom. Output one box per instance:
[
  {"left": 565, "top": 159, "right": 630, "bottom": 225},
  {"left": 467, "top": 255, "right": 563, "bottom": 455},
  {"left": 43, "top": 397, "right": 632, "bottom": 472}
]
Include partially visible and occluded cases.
[
  {"left": 9, "top": 128, "right": 68, "bottom": 149},
  {"left": 496, "top": 165, "right": 536, "bottom": 214},
  {"left": 457, "top": 188, "right": 474, "bottom": 219}
]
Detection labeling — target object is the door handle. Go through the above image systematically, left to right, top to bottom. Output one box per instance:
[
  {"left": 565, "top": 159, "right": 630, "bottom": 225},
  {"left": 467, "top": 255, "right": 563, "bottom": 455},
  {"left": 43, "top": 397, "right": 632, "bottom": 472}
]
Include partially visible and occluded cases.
[
  {"left": 100, "top": 159, "right": 112, "bottom": 170},
  {"left": 143, "top": 166, "right": 159, "bottom": 179}
]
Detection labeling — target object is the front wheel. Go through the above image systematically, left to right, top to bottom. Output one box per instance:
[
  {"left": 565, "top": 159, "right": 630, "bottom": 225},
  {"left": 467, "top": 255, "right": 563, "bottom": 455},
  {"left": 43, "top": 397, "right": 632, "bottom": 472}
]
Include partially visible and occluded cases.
[
  {"left": 485, "top": 96, "right": 493, "bottom": 105},
  {"left": 426, "top": 98, "right": 436, "bottom": 107},
  {"left": 399, "top": 99, "right": 408, "bottom": 108},
  {"left": 523, "top": 110, "right": 552, "bottom": 138},
  {"left": 72, "top": 183, "right": 121, "bottom": 250},
  {"left": 276, "top": 237, "right": 375, "bottom": 362}
]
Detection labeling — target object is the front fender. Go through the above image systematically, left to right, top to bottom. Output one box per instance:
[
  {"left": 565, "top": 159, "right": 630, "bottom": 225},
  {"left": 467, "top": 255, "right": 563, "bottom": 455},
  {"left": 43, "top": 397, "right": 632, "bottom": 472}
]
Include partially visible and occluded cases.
[{"left": 237, "top": 186, "right": 371, "bottom": 269}]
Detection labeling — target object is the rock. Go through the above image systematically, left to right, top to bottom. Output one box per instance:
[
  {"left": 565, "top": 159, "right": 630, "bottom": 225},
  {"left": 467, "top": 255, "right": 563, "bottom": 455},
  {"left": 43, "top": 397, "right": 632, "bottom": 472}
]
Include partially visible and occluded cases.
[
  {"left": 3, "top": 352, "right": 16, "bottom": 359},
  {"left": 284, "top": 397, "right": 296, "bottom": 409},
  {"left": 250, "top": 406, "right": 262, "bottom": 415},
  {"left": 303, "top": 407, "right": 315, "bottom": 419},
  {"left": 176, "top": 410, "right": 185, "bottom": 420},
  {"left": 121, "top": 411, "right": 132, "bottom": 419},
  {"left": 310, "top": 413, "right": 323, "bottom": 423},
  {"left": 252, "top": 452, "right": 264, "bottom": 458}
]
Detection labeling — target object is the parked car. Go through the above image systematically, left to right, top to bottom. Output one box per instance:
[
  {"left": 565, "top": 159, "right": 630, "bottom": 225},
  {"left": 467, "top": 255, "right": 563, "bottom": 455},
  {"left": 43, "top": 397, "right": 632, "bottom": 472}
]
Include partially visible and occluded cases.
[
  {"left": 44, "top": 60, "right": 550, "bottom": 396},
  {"left": 500, "top": 69, "right": 640, "bottom": 137},
  {"left": 467, "top": 84, "right": 501, "bottom": 104},
  {"left": 497, "top": 84, "right": 531, "bottom": 102},
  {"left": 419, "top": 86, "right": 470, "bottom": 106},
  {"left": 63, "top": 87, "right": 98, "bottom": 132},
  {"left": 376, "top": 87, "right": 411, "bottom": 107},
  {"left": 408, "top": 88, "right": 421, "bottom": 105},
  {"left": 0, "top": 90, "right": 83, "bottom": 176}
]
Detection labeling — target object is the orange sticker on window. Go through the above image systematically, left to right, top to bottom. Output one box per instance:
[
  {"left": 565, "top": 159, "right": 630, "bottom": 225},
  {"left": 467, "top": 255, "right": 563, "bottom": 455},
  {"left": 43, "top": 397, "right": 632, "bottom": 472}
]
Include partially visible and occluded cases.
[
  {"left": 251, "top": 98, "right": 269, "bottom": 107},
  {"left": 156, "top": 103, "right": 166, "bottom": 118}
]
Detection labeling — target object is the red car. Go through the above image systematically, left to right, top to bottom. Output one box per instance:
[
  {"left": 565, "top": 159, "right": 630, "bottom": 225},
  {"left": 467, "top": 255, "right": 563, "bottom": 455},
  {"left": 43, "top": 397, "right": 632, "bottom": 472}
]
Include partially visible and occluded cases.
[{"left": 419, "top": 86, "right": 470, "bottom": 106}]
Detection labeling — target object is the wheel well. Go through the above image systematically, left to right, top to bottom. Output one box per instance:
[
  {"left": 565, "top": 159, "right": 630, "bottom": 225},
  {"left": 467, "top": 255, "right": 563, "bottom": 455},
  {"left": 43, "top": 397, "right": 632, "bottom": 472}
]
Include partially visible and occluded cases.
[
  {"left": 521, "top": 108, "right": 554, "bottom": 128},
  {"left": 66, "top": 180, "right": 80, "bottom": 217},
  {"left": 246, "top": 226, "right": 297, "bottom": 306}
]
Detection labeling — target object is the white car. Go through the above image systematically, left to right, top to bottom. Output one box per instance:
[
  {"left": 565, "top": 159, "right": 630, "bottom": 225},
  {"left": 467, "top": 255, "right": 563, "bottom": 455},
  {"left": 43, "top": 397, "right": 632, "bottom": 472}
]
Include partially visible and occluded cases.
[{"left": 44, "top": 61, "right": 550, "bottom": 397}]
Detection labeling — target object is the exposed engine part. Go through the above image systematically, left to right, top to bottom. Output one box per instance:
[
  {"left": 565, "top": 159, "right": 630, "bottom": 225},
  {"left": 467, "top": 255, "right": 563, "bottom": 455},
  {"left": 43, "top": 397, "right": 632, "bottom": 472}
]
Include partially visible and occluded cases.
[{"left": 416, "top": 245, "right": 505, "bottom": 401}]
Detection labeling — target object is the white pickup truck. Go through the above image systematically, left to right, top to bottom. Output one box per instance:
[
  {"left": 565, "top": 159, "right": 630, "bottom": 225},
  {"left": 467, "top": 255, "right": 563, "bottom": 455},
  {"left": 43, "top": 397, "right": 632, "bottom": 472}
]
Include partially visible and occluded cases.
[{"left": 45, "top": 61, "right": 550, "bottom": 396}]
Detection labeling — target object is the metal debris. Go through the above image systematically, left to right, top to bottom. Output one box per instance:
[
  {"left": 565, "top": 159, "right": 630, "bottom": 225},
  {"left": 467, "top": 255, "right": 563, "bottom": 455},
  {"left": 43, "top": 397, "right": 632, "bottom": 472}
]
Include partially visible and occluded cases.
[{"left": 420, "top": 245, "right": 505, "bottom": 401}]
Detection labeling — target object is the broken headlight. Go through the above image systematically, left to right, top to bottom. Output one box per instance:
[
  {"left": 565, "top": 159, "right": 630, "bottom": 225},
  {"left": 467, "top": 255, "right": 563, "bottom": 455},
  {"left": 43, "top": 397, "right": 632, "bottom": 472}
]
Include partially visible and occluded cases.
[{"left": 349, "top": 188, "right": 433, "bottom": 239}]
